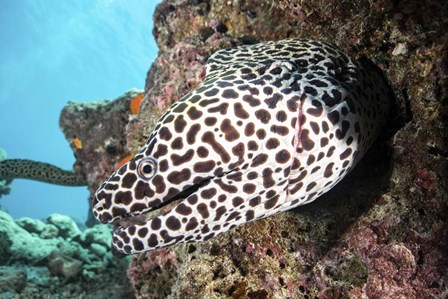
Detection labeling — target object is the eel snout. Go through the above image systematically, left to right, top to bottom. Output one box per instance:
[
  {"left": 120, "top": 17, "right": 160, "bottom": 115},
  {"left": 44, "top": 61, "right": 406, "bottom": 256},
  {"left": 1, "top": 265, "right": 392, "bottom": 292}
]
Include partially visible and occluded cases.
[{"left": 93, "top": 169, "right": 211, "bottom": 230}]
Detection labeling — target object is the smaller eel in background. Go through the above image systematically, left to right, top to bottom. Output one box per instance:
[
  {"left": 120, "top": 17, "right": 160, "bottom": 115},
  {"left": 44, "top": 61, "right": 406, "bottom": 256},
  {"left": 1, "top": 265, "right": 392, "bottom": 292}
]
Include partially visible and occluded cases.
[{"left": 0, "top": 159, "right": 87, "bottom": 186}]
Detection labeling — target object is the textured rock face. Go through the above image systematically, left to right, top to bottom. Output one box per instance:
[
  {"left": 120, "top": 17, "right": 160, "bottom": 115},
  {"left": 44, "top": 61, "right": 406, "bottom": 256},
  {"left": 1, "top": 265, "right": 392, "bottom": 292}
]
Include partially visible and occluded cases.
[
  {"left": 62, "top": 0, "right": 447, "bottom": 298},
  {"left": 59, "top": 90, "right": 145, "bottom": 226},
  {"left": 0, "top": 210, "right": 132, "bottom": 298},
  {"left": 47, "top": 214, "right": 81, "bottom": 239},
  {"left": 47, "top": 252, "right": 83, "bottom": 281},
  {"left": 0, "top": 267, "right": 27, "bottom": 293}
]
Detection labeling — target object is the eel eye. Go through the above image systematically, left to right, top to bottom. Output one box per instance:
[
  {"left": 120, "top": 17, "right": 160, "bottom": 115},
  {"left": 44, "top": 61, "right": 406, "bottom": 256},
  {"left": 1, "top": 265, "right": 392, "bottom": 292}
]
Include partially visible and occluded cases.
[{"left": 137, "top": 158, "right": 157, "bottom": 179}]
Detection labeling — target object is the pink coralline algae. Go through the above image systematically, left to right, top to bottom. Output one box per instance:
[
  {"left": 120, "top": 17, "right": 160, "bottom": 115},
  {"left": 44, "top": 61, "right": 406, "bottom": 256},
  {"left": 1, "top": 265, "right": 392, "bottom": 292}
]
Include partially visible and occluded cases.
[
  {"left": 150, "top": 43, "right": 208, "bottom": 111},
  {"left": 415, "top": 168, "right": 437, "bottom": 190},
  {"left": 127, "top": 249, "right": 179, "bottom": 298}
]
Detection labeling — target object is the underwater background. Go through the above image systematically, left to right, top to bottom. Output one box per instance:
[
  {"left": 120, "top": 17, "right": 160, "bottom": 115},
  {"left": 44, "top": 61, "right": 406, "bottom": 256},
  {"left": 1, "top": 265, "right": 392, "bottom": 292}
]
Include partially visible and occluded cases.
[{"left": 0, "top": 0, "right": 159, "bottom": 223}]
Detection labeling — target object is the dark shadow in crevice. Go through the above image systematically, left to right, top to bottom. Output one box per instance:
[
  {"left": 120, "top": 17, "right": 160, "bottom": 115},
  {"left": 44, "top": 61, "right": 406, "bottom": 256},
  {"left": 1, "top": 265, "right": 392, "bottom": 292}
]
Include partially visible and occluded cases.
[
  {"left": 291, "top": 59, "right": 407, "bottom": 257},
  {"left": 295, "top": 135, "right": 393, "bottom": 255}
]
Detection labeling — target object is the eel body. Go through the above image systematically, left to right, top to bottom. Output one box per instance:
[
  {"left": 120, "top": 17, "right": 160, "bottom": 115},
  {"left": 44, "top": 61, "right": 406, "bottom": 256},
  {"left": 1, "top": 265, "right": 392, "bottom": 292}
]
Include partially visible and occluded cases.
[
  {"left": 92, "top": 39, "right": 392, "bottom": 254},
  {"left": 0, "top": 159, "right": 86, "bottom": 186}
]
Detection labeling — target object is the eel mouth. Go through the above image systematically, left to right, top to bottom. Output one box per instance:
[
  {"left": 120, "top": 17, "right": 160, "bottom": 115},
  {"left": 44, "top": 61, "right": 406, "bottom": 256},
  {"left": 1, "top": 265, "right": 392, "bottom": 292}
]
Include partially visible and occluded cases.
[{"left": 110, "top": 178, "right": 212, "bottom": 230}]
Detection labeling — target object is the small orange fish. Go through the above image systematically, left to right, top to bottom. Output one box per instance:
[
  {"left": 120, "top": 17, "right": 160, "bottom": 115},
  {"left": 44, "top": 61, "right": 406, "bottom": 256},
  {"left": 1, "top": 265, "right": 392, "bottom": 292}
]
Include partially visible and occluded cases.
[
  {"left": 130, "top": 93, "right": 144, "bottom": 115},
  {"left": 73, "top": 138, "right": 83, "bottom": 149},
  {"left": 116, "top": 154, "right": 133, "bottom": 169}
]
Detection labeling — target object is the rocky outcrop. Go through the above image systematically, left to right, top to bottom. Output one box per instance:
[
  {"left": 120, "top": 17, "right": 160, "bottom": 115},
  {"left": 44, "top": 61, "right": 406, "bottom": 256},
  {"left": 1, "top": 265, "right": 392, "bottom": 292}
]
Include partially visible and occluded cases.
[
  {"left": 59, "top": 90, "right": 146, "bottom": 226},
  {"left": 0, "top": 210, "right": 133, "bottom": 298}
]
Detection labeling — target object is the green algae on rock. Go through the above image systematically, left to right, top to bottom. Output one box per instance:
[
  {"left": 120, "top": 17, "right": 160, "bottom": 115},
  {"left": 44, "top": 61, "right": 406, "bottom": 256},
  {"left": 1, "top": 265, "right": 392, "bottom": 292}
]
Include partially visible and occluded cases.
[
  {"left": 0, "top": 209, "right": 134, "bottom": 297},
  {"left": 0, "top": 210, "right": 103, "bottom": 264}
]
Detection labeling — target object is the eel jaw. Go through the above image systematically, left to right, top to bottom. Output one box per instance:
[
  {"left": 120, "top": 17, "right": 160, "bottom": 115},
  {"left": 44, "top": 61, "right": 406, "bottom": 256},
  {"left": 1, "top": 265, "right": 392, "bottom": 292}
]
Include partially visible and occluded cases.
[
  {"left": 101, "top": 177, "right": 213, "bottom": 242},
  {"left": 92, "top": 185, "right": 189, "bottom": 224},
  {"left": 109, "top": 193, "right": 186, "bottom": 228}
]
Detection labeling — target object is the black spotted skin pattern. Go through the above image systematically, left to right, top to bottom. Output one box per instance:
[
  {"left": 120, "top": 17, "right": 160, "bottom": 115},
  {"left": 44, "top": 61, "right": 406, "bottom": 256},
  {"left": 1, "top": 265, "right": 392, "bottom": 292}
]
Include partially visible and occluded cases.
[
  {"left": 92, "top": 39, "right": 392, "bottom": 254},
  {"left": 0, "top": 159, "right": 86, "bottom": 186}
]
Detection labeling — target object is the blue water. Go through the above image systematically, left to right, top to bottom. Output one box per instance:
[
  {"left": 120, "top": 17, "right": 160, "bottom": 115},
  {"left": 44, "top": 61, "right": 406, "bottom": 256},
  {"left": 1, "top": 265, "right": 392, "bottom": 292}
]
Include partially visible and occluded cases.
[{"left": 0, "top": 1, "right": 160, "bottom": 224}]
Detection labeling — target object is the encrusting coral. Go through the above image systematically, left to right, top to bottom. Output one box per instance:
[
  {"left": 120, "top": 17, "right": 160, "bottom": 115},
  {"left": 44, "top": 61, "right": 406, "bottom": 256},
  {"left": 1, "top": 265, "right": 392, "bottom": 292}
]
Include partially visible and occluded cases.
[{"left": 0, "top": 210, "right": 133, "bottom": 297}]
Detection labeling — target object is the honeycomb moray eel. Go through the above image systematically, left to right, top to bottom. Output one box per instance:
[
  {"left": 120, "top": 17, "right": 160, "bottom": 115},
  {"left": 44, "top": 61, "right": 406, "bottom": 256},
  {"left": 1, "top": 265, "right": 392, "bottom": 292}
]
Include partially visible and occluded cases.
[
  {"left": 93, "top": 39, "right": 393, "bottom": 254},
  {"left": 0, "top": 159, "right": 87, "bottom": 186}
]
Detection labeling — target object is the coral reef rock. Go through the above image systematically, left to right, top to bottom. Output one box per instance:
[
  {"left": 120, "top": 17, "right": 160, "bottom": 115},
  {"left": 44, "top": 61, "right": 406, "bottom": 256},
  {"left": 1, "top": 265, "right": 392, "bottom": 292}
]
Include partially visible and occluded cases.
[
  {"left": 61, "top": 0, "right": 447, "bottom": 298},
  {"left": 59, "top": 89, "right": 149, "bottom": 226},
  {"left": 0, "top": 210, "right": 133, "bottom": 298},
  {"left": 47, "top": 213, "right": 81, "bottom": 239},
  {"left": 47, "top": 252, "right": 83, "bottom": 281},
  {"left": 0, "top": 267, "right": 27, "bottom": 293}
]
